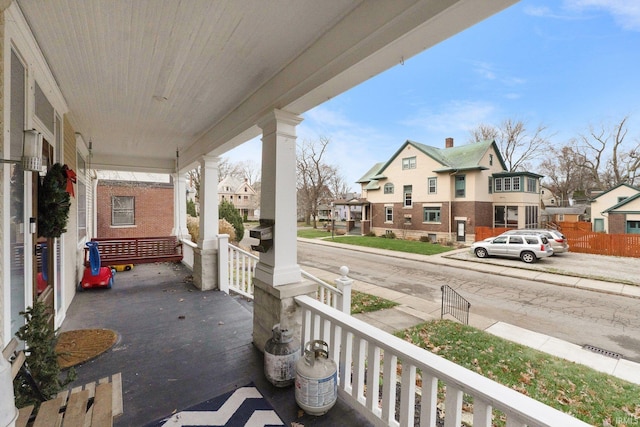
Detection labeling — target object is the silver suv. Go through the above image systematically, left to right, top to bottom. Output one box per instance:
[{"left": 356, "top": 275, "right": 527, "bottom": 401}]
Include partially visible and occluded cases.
[
  {"left": 500, "top": 229, "right": 569, "bottom": 254},
  {"left": 470, "top": 234, "right": 554, "bottom": 263}
]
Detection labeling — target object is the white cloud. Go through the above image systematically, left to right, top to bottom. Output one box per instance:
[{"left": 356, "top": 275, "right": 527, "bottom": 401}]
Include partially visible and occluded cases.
[
  {"left": 569, "top": 0, "right": 640, "bottom": 31},
  {"left": 531, "top": 1, "right": 640, "bottom": 31},
  {"left": 401, "top": 100, "right": 497, "bottom": 135}
]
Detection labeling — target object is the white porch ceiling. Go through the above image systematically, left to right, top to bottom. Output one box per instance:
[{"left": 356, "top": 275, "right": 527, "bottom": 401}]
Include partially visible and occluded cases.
[{"left": 15, "top": 0, "right": 517, "bottom": 173}]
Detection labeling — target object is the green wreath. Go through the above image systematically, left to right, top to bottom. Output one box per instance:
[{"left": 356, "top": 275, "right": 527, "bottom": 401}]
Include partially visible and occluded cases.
[{"left": 38, "top": 163, "right": 71, "bottom": 238}]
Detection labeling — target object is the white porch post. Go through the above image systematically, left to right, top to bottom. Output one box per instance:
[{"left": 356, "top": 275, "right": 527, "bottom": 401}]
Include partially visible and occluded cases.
[
  {"left": 252, "top": 109, "right": 315, "bottom": 351},
  {"left": 193, "top": 155, "right": 220, "bottom": 291},
  {"left": 172, "top": 172, "right": 190, "bottom": 240}
]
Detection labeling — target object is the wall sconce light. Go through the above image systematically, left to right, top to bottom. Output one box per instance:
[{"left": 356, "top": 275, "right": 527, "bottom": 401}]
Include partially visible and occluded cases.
[
  {"left": 0, "top": 129, "right": 43, "bottom": 171},
  {"left": 22, "top": 129, "right": 43, "bottom": 172}
]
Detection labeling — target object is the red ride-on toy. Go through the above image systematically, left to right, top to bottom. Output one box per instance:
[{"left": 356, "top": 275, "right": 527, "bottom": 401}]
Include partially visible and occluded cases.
[{"left": 79, "top": 241, "right": 115, "bottom": 291}]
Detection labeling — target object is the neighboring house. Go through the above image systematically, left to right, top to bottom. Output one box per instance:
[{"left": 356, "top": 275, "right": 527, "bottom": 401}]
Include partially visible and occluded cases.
[
  {"left": 357, "top": 138, "right": 543, "bottom": 243},
  {"left": 96, "top": 171, "right": 175, "bottom": 239},
  {"left": 218, "top": 176, "right": 258, "bottom": 220},
  {"left": 590, "top": 183, "right": 640, "bottom": 233},
  {"left": 540, "top": 185, "right": 558, "bottom": 207},
  {"left": 542, "top": 206, "right": 587, "bottom": 223}
]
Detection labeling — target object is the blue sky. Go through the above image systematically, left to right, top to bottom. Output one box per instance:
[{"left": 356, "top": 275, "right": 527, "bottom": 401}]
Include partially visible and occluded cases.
[{"left": 227, "top": 0, "right": 640, "bottom": 191}]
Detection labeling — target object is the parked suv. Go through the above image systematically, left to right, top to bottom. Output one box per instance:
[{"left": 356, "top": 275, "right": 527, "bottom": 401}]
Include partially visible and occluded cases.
[
  {"left": 500, "top": 228, "right": 569, "bottom": 254},
  {"left": 470, "top": 233, "right": 554, "bottom": 263}
]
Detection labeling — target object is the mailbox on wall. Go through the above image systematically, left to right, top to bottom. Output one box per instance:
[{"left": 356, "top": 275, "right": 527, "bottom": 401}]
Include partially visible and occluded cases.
[{"left": 250, "top": 219, "right": 274, "bottom": 253}]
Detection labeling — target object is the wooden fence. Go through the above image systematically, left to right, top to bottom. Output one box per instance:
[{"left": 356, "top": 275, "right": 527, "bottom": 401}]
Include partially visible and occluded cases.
[{"left": 475, "top": 224, "right": 640, "bottom": 258}]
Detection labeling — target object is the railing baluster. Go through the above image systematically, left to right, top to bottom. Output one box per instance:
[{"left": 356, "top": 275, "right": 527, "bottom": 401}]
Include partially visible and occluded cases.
[
  {"left": 341, "top": 331, "right": 353, "bottom": 394},
  {"left": 352, "top": 338, "right": 366, "bottom": 404},
  {"left": 365, "top": 343, "right": 381, "bottom": 417},
  {"left": 382, "top": 351, "right": 397, "bottom": 424},
  {"left": 399, "top": 363, "right": 416, "bottom": 427},
  {"left": 420, "top": 373, "right": 437, "bottom": 427},
  {"left": 443, "top": 384, "right": 463, "bottom": 427},
  {"left": 473, "top": 398, "right": 493, "bottom": 427}
]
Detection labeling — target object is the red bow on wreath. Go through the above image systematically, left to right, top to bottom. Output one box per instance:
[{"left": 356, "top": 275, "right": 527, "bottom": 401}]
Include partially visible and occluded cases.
[{"left": 62, "top": 164, "right": 77, "bottom": 198}]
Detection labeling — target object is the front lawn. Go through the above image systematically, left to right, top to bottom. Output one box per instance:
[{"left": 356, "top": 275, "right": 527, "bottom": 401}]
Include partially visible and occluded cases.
[
  {"left": 330, "top": 235, "right": 454, "bottom": 256},
  {"left": 396, "top": 320, "right": 640, "bottom": 426}
]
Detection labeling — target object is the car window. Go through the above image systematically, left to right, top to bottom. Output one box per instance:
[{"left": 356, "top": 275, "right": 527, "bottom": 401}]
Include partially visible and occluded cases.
[
  {"left": 492, "top": 236, "right": 508, "bottom": 244},
  {"left": 508, "top": 236, "right": 524, "bottom": 244},
  {"left": 525, "top": 236, "right": 538, "bottom": 244},
  {"left": 541, "top": 236, "right": 549, "bottom": 244}
]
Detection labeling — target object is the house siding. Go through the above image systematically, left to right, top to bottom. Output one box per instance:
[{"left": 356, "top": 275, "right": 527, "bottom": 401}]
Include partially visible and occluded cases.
[{"left": 96, "top": 181, "right": 174, "bottom": 238}]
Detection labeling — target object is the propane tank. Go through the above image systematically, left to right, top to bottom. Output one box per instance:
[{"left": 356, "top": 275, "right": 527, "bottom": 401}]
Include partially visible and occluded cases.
[
  {"left": 264, "top": 324, "right": 300, "bottom": 387},
  {"left": 295, "top": 340, "right": 337, "bottom": 416}
]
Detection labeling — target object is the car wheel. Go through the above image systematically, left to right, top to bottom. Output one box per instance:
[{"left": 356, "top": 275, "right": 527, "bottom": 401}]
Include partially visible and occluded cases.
[
  {"left": 474, "top": 247, "right": 488, "bottom": 258},
  {"left": 520, "top": 251, "right": 536, "bottom": 263}
]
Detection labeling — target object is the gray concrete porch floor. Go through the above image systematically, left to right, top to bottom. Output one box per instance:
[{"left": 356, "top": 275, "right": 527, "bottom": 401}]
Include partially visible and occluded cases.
[{"left": 60, "top": 262, "right": 371, "bottom": 426}]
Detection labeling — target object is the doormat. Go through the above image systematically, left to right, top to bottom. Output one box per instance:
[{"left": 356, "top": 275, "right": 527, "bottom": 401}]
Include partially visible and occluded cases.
[
  {"left": 55, "top": 328, "right": 118, "bottom": 369},
  {"left": 146, "top": 383, "right": 284, "bottom": 427}
]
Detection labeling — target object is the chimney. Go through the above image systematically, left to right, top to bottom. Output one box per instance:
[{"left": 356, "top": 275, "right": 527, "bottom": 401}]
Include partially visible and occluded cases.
[{"left": 445, "top": 137, "right": 454, "bottom": 148}]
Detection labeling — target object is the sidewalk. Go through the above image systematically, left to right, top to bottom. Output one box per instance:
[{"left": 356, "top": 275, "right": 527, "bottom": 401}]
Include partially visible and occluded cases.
[{"left": 299, "top": 238, "right": 640, "bottom": 385}]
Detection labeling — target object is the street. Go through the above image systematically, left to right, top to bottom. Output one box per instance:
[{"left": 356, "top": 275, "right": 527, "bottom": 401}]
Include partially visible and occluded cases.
[{"left": 298, "top": 241, "right": 640, "bottom": 363}]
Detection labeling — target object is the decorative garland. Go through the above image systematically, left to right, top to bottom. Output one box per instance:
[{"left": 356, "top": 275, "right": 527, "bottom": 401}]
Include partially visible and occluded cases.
[{"left": 38, "top": 163, "right": 72, "bottom": 238}]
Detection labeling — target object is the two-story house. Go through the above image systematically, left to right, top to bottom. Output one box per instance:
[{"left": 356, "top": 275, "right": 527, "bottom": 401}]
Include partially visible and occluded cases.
[
  {"left": 357, "top": 138, "right": 543, "bottom": 243},
  {"left": 218, "top": 176, "right": 259, "bottom": 220},
  {"left": 590, "top": 183, "right": 640, "bottom": 233}
]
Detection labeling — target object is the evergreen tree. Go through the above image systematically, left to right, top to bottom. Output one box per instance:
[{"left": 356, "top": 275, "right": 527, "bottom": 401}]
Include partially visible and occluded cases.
[
  {"left": 186, "top": 198, "right": 197, "bottom": 217},
  {"left": 219, "top": 199, "right": 244, "bottom": 241},
  {"left": 14, "top": 301, "right": 75, "bottom": 408}
]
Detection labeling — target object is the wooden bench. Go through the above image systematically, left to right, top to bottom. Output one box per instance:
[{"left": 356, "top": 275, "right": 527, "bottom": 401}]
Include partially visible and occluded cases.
[
  {"left": 84, "top": 236, "right": 183, "bottom": 267},
  {"left": 3, "top": 338, "right": 123, "bottom": 427}
]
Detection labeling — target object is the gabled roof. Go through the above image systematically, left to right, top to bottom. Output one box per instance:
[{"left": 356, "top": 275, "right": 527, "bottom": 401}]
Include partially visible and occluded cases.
[
  {"left": 357, "top": 139, "right": 508, "bottom": 188},
  {"left": 356, "top": 162, "right": 385, "bottom": 183},
  {"left": 218, "top": 176, "right": 256, "bottom": 194},
  {"left": 589, "top": 183, "right": 640, "bottom": 201},
  {"left": 603, "top": 193, "right": 640, "bottom": 213}
]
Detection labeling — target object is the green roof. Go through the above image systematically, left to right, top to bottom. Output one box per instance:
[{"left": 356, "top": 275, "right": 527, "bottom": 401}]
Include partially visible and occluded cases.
[
  {"left": 357, "top": 139, "right": 508, "bottom": 189},
  {"left": 356, "top": 162, "right": 385, "bottom": 183}
]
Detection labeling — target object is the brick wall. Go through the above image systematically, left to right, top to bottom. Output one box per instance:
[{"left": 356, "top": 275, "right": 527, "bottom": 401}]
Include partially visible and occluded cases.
[{"left": 96, "top": 181, "right": 174, "bottom": 238}]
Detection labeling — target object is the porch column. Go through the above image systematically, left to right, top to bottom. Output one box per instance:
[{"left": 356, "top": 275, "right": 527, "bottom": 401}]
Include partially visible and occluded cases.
[
  {"left": 252, "top": 109, "right": 315, "bottom": 352},
  {"left": 193, "top": 155, "right": 220, "bottom": 291},
  {"left": 172, "top": 172, "right": 190, "bottom": 240}
]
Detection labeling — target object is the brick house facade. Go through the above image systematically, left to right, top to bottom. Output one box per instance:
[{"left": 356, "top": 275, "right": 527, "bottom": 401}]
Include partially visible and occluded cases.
[
  {"left": 358, "top": 138, "right": 542, "bottom": 243},
  {"left": 96, "top": 176, "right": 174, "bottom": 238}
]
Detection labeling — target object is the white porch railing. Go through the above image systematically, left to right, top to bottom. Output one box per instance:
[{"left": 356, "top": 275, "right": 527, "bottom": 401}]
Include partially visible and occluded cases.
[
  {"left": 223, "top": 240, "right": 349, "bottom": 312},
  {"left": 295, "top": 295, "right": 591, "bottom": 427}
]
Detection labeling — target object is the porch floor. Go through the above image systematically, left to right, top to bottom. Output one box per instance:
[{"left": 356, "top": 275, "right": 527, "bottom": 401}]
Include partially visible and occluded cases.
[{"left": 60, "top": 262, "right": 371, "bottom": 426}]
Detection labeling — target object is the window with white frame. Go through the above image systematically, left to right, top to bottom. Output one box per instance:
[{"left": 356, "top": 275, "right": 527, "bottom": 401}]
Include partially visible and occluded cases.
[
  {"left": 402, "top": 156, "right": 416, "bottom": 170},
  {"left": 512, "top": 176, "right": 521, "bottom": 191},
  {"left": 428, "top": 177, "right": 437, "bottom": 194},
  {"left": 494, "top": 177, "right": 502, "bottom": 192},
  {"left": 503, "top": 177, "right": 512, "bottom": 191},
  {"left": 526, "top": 177, "right": 537, "bottom": 192},
  {"left": 384, "top": 183, "right": 394, "bottom": 194},
  {"left": 403, "top": 185, "right": 412, "bottom": 207},
  {"left": 112, "top": 196, "right": 135, "bottom": 226},
  {"left": 385, "top": 206, "right": 393, "bottom": 222},
  {"left": 423, "top": 207, "right": 441, "bottom": 223}
]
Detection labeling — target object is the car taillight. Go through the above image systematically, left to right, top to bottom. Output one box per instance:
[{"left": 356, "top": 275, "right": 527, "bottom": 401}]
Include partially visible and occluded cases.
[
  {"left": 555, "top": 238, "right": 564, "bottom": 242},
  {"left": 541, "top": 244, "right": 545, "bottom": 251}
]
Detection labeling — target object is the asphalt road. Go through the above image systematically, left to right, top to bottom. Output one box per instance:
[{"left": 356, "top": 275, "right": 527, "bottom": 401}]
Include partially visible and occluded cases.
[{"left": 297, "top": 241, "right": 640, "bottom": 363}]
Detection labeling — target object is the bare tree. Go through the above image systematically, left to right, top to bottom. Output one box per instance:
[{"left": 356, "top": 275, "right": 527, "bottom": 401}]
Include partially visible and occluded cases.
[
  {"left": 574, "top": 116, "right": 640, "bottom": 189},
  {"left": 469, "top": 119, "right": 552, "bottom": 172},
  {"left": 297, "top": 136, "right": 337, "bottom": 228},
  {"left": 540, "top": 144, "right": 592, "bottom": 206},
  {"left": 186, "top": 157, "right": 245, "bottom": 201},
  {"left": 236, "top": 160, "right": 261, "bottom": 186},
  {"left": 327, "top": 171, "right": 352, "bottom": 200}
]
